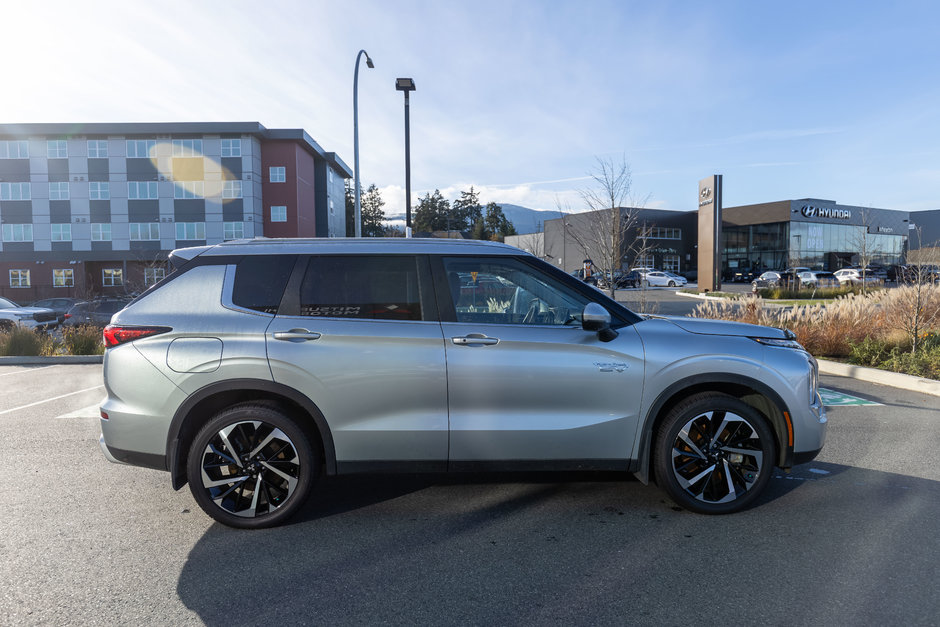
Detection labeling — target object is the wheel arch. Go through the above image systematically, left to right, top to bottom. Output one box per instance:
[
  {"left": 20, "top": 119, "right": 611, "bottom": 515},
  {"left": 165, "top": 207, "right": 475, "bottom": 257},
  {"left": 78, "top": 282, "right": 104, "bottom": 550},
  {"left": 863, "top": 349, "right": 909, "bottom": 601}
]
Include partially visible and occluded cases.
[
  {"left": 634, "top": 373, "right": 795, "bottom": 485},
  {"left": 166, "top": 378, "right": 336, "bottom": 490}
]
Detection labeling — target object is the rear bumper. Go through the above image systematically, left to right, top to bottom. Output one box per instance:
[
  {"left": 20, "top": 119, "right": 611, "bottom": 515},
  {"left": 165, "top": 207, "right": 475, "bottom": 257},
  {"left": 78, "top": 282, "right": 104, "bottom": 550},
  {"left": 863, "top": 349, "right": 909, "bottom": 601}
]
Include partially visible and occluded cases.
[{"left": 99, "top": 433, "right": 167, "bottom": 471}]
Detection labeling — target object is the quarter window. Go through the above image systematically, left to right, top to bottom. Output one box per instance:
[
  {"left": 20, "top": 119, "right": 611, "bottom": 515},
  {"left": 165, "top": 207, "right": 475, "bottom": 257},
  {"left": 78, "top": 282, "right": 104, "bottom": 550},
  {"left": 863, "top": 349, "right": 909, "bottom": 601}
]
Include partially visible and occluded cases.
[
  {"left": 47, "top": 140, "right": 68, "bottom": 159},
  {"left": 269, "top": 166, "right": 286, "bottom": 183},
  {"left": 231, "top": 255, "right": 295, "bottom": 314},
  {"left": 299, "top": 256, "right": 424, "bottom": 320},
  {"left": 9, "top": 269, "right": 30, "bottom": 288},
  {"left": 53, "top": 269, "right": 74, "bottom": 287}
]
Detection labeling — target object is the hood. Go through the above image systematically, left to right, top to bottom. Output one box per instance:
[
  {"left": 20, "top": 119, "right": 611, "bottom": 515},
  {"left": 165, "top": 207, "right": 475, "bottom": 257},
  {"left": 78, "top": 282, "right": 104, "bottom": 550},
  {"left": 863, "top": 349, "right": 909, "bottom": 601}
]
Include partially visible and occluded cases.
[{"left": 650, "top": 315, "right": 790, "bottom": 339}]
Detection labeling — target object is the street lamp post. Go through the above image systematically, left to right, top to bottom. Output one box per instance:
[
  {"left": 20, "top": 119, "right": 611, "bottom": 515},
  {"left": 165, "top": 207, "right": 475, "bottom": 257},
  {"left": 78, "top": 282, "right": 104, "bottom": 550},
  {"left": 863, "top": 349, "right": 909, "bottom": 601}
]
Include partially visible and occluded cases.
[
  {"left": 353, "top": 50, "right": 374, "bottom": 238},
  {"left": 395, "top": 77, "right": 416, "bottom": 237}
]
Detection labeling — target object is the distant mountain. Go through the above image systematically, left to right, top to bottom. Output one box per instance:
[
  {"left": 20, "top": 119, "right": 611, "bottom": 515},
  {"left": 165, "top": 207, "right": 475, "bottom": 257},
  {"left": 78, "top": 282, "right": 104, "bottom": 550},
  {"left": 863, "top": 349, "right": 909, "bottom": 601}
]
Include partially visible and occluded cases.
[{"left": 385, "top": 204, "right": 563, "bottom": 235}]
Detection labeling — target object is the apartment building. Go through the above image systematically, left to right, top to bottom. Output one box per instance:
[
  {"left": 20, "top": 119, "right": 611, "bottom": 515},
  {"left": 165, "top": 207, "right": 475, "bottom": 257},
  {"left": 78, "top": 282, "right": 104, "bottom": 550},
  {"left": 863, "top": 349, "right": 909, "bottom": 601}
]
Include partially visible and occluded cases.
[{"left": 0, "top": 122, "right": 351, "bottom": 301}]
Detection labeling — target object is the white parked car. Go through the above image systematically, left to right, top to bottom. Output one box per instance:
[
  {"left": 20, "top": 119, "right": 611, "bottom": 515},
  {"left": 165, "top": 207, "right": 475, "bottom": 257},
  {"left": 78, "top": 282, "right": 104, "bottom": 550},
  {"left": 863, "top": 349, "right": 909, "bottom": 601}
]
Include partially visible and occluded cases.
[
  {"left": 833, "top": 268, "right": 881, "bottom": 286},
  {"left": 643, "top": 271, "right": 686, "bottom": 287},
  {"left": 0, "top": 297, "right": 58, "bottom": 331}
]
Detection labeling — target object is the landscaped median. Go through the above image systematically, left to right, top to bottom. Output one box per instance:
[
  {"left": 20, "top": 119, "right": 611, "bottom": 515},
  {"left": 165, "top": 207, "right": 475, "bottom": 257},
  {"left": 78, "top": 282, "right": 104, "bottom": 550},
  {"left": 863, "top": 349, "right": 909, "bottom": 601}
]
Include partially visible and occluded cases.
[
  {"left": 687, "top": 285, "right": 940, "bottom": 381},
  {"left": 0, "top": 325, "right": 104, "bottom": 358}
]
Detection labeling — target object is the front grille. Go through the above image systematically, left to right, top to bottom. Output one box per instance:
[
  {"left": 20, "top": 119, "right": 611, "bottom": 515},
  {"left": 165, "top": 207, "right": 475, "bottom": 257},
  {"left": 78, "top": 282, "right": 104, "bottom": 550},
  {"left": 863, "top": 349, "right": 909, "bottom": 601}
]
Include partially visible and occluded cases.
[{"left": 32, "top": 311, "right": 57, "bottom": 323}]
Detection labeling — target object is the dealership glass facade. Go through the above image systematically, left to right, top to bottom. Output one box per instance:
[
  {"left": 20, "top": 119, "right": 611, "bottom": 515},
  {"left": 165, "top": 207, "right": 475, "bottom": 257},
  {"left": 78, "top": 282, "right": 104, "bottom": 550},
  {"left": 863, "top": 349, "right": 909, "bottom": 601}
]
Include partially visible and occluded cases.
[{"left": 723, "top": 221, "right": 906, "bottom": 273}]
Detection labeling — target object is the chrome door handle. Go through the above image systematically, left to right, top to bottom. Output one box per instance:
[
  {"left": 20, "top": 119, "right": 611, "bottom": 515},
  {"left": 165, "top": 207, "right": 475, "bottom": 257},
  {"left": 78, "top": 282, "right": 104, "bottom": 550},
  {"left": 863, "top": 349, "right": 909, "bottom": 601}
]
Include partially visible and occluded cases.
[
  {"left": 273, "top": 329, "right": 321, "bottom": 342},
  {"left": 452, "top": 334, "right": 499, "bottom": 346}
]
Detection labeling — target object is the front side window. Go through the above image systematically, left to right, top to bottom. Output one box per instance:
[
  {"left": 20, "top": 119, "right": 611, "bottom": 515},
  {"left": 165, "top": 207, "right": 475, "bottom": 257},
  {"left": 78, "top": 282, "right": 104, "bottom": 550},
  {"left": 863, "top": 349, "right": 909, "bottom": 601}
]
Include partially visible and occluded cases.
[
  {"left": 221, "top": 138, "right": 241, "bottom": 157},
  {"left": 172, "top": 139, "right": 203, "bottom": 157},
  {"left": 47, "top": 140, "right": 68, "bottom": 159},
  {"left": 88, "top": 140, "right": 109, "bottom": 158},
  {"left": 126, "top": 140, "right": 156, "bottom": 158},
  {"left": 0, "top": 141, "right": 29, "bottom": 159},
  {"left": 269, "top": 166, "right": 286, "bottom": 183},
  {"left": 222, "top": 180, "right": 242, "bottom": 199},
  {"left": 49, "top": 181, "right": 70, "bottom": 200},
  {"left": 89, "top": 181, "right": 110, "bottom": 200},
  {"left": 128, "top": 181, "right": 159, "bottom": 200},
  {"left": 0, "top": 182, "right": 31, "bottom": 200},
  {"left": 270, "top": 205, "right": 287, "bottom": 222},
  {"left": 223, "top": 221, "right": 244, "bottom": 240},
  {"left": 176, "top": 222, "right": 205, "bottom": 240},
  {"left": 51, "top": 223, "right": 72, "bottom": 242},
  {"left": 91, "top": 223, "right": 112, "bottom": 241},
  {"left": 129, "top": 223, "right": 160, "bottom": 241},
  {"left": 2, "top": 224, "right": 33, "bottom": 242},
  {"left": 299, "top": 256, "right": 423, "bottom": 321},
  {"left": 443, "top": 257, "right": 589, "bottom": 326},
  {"left": 53, "top": 268, "right": 74, "bottom": 287},
  {"left": 9, "top": 269, "right": 30, "bottom": 288},
  {"left": 102, "top": 269, "right": 123, "bottom": 287}
]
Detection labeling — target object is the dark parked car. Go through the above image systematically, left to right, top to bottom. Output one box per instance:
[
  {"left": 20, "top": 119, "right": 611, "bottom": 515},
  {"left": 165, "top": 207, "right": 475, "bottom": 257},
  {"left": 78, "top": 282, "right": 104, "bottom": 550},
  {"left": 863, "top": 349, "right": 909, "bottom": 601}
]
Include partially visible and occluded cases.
[
  {"left": 617, "top": 270, "right": 643, "bottom": 288},
  {"left": 29, "top": 297, "right": 83, "bottom": 324},
  {"left": 63, "top": 298, "right": 130, "bottom": 328}
]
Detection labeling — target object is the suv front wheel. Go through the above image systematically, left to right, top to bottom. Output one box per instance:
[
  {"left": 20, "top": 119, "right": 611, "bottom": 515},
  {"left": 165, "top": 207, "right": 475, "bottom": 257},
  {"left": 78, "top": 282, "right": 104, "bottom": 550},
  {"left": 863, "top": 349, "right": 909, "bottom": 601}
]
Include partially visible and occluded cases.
[
  {"left": 654, "top": 393, "right": 775, "bottom": 514},
  {"left": 187, "top": 403, "right": 317, "bottom": 528}
]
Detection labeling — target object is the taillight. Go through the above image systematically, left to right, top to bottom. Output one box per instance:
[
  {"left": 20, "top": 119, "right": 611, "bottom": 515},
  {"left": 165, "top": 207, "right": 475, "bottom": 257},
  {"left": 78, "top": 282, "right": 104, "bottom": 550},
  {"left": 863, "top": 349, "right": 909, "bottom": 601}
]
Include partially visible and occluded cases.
[{"left": 103, "top": 325, "right": 171, "bottom": 348}]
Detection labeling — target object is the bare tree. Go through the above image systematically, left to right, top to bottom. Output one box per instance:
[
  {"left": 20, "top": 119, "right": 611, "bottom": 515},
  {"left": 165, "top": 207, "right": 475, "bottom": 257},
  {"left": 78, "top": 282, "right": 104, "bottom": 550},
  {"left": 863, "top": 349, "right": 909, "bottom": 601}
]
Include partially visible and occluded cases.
[
  {"left": 562, "top": 156, "right": 649, "bottom": 299},
  {"left": 848, "top": 207, "right": 883, "bottom": 290},
  {"left": 885, "top": 227, "right": 940, "bottom": 352}
]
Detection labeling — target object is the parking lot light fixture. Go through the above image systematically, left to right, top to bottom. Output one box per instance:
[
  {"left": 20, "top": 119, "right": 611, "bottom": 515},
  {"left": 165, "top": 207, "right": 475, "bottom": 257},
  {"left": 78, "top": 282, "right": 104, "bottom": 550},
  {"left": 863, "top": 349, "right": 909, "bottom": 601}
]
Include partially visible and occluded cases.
[{"left": 396, "top": 78, "right": 416, "bottom": 237}]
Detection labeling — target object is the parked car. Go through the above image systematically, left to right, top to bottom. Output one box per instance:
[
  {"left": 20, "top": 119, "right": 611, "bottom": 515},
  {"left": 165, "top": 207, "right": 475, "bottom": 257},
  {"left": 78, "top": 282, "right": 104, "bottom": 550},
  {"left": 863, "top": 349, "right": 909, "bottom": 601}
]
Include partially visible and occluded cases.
[
  {"left": 99, "top": 238, "right": 826, "bottom": 528},
  {"left": 731, "top": 268, "right": 758, "bottom": 283},
  {"left": 833, "top": 268, "right": 882, "bottom": 286},
  {"left": 618, "top": 270, "right": 643, "bottom": 289},
  {"left": 643, "top": 271, "right": 686, "bottom": 287},
  {"left": 751, "top": 271, "right": 782, "bottom": 290},
  {"left": 797, "top": 271, "right": 840, "bottom": 289},
  {"left": 0, "top": 297, "right": 58, "bottom": 331},
  {"left": 29, "top": 297, "right": 83, "bottom": 325},
  {"left": 63, "top": 298, "right": 131, "bottom": 328}
]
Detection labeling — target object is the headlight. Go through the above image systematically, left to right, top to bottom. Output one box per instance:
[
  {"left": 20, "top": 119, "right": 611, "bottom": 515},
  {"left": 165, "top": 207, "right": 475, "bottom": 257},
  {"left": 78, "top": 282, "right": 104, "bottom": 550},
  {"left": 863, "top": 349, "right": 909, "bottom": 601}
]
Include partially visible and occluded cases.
[{"left": 751, "top": 337, "right": 805, "bottom": 350}]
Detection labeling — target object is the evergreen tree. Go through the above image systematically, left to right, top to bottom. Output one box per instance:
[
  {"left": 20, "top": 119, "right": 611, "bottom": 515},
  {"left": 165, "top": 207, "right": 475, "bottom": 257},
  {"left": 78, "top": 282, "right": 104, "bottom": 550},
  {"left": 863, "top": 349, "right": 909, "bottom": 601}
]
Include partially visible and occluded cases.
[
  {"left": 344, "top": 181, "right": 355, "bottom": 237},
  {"left": 360, "top": 184, "right": 386, "bottom": 237},
  {"left": 452, "top": 187, "right": 483, "bottom": 233},
  {"left": 413, "top": 190, "right": 451, "bottom": 232},
  {"left": 484, "top": 203, "right": 516, "bottom": 241}
]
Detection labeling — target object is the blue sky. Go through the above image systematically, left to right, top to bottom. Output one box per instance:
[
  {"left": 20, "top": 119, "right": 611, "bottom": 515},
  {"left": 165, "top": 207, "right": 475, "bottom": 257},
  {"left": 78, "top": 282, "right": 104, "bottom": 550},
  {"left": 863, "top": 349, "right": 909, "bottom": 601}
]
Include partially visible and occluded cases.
[{"left": 4, "top": 0, "right": 939, "bottom": 218}]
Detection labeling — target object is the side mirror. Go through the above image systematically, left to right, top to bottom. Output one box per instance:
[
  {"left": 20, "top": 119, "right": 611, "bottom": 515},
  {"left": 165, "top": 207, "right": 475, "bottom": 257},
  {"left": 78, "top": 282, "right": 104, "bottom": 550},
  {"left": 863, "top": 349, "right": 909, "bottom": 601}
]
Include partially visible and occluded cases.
[{"left": 582, "top": 303, "right": 618, "bottom": 342}]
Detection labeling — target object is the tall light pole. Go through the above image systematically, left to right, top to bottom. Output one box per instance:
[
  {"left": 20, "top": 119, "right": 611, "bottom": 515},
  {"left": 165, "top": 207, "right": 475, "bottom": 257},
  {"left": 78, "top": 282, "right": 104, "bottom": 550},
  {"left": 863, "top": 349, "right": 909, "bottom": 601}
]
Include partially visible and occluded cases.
[
  {"left": 353, "top": 49, "right": 374, "bottom": 238},
  {"left": 395, "top": 77, "right": 415, "bottom": 237}
]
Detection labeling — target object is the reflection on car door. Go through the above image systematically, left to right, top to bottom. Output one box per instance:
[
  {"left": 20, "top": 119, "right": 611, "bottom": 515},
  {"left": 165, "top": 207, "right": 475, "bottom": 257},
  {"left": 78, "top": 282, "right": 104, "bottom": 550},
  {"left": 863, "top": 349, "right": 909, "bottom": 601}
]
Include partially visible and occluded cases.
[
  {"left": 266, "top": 255, "right": 448, "bottom": 466},
  {"left": 439, "top": 257, "right": 645, "bottom": 464}
]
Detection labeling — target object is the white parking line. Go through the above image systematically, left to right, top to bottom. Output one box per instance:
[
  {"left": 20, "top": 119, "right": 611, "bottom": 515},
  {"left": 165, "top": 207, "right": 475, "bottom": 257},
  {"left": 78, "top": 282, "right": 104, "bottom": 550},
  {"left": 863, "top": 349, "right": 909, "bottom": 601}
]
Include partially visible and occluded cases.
[
  {"left": 0, "top": 365, "right": 59, "bottom": 377},
  {"left": 0, "top": 384, "right": 104, "bottom": 416},
  {"left": 55, "top": 404, "right": 102, "bottom": 419}
]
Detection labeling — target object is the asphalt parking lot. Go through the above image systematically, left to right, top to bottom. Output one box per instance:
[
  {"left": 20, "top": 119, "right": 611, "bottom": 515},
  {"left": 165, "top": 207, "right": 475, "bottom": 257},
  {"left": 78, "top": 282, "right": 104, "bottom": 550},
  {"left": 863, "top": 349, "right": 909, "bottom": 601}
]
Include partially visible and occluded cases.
[{"left": 0, "top": 362, "right": 938, "bottom": 626}]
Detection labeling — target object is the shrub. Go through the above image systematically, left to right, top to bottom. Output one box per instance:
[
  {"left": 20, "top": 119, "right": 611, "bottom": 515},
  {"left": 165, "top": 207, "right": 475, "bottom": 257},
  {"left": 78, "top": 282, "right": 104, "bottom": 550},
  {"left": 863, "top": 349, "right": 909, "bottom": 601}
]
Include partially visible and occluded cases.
[
  {"left": 755, "top": 285, "right": 862, "bottom": 300},
  {"left": 61, "top": 325, "right": 105, "bottom": 355},
  {"left": 0, "top": 326, "right": 56, "bottom": 357}
]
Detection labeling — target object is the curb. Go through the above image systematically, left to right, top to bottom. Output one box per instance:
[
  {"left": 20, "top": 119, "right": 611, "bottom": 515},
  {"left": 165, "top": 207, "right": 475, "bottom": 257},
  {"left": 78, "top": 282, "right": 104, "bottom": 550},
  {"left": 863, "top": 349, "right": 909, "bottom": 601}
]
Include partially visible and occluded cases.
[
  {"left": 0, "top": 355, "right": 103, "bottom": 365},
  {"left": 817, "top": 359, "right": 940, "bottom": 397}
]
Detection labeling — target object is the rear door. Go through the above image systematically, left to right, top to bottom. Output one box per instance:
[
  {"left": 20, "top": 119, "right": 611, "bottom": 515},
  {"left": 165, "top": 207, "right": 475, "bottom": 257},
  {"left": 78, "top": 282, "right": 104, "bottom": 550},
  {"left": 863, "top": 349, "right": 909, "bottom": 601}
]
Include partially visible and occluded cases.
[{"left": 266, "top": 254, "right": 448, "bottom": 467}]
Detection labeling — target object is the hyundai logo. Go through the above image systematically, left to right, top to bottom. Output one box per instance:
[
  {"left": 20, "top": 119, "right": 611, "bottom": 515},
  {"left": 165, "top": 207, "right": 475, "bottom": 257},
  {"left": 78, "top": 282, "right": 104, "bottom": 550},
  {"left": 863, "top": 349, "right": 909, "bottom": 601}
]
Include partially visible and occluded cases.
[{"left": 800, "top": 205, "right": 851, "bottom": 220}]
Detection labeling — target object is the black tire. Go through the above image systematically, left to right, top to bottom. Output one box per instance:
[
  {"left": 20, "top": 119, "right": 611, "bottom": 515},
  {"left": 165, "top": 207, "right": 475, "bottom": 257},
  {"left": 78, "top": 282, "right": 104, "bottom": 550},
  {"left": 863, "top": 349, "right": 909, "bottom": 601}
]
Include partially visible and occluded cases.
[
  {"left": 668, "top": 280, "right": 676, "bottom": 287},
  {"left": 653, "top": 392, "right": 775, "bottom": 514},
  {"left": 187, "top": 403, "right": 317, "bottom": 529}
]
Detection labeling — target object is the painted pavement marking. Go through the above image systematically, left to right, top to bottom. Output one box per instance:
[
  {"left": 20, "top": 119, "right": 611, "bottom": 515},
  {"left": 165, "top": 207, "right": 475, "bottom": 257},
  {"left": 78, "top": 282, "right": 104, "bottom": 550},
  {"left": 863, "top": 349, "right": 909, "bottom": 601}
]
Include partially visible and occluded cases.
[{"left": 819, "top": 387, "right": 882, "bottom": 407}]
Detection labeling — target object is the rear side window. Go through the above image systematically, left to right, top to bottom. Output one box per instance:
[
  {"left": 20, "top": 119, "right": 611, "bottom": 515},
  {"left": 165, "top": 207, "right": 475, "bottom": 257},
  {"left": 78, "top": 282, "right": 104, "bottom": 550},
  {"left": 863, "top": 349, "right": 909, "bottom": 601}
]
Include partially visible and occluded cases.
[
  {"left": 232, "top": 255, "right": 295, "bottom": 314},
  {"left": 299, "top": 256, "right": 423, "bottom": 320}
]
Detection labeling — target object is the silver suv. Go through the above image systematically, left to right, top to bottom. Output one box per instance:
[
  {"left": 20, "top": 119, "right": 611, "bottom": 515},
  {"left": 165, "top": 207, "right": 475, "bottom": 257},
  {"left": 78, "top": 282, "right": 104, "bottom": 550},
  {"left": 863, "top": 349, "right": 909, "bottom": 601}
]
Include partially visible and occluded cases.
[{"left": 100, "top": 238, "right": 826, "bottom": 528}]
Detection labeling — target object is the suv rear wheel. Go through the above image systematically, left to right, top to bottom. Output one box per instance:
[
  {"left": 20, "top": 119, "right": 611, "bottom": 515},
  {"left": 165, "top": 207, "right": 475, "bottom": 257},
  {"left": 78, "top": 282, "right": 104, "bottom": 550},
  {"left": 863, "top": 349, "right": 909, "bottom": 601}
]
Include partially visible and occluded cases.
[
  {"left": 654, "top": 393, "right": 775, "bottom": 514},
  {"left": 187, "top": 403, "right": 317, "bottom": 528}
]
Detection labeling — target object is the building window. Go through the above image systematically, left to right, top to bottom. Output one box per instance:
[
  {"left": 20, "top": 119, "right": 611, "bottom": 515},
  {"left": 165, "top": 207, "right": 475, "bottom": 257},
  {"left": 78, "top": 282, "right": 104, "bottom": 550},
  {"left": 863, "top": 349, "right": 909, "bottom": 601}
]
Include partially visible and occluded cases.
[
  {"left": 221, "top": 138, "right": 241, "bottom": 157},
  {"left": 172, "top": 139, "right": 203, "bottom": 157},
  {"left": 47, "top": 140, "right": 68, "bottom": 159},
  {"left": 87, "top": 140, "right": 109, "bottom": 158},
  {"left": 126, "top": 140, "right": 156, "bottom": 158},
  {"left": 0, "top": 141, "right": 29, "bottom": 159},
  {"left": 269, "top": 166, "right": 286, "bottom": 183},
  {"left": 222, "top": 180, "right": 242, "bottom": 199},
  {"left": 49, "top": 181, "right": 70, "bottom": 200},
  {"left": 89, "top": 181, "right": 110, "bottom": 200},
  {"left": 128, "top": 181, "right": 159, "bottom": 200},
  {"left": 173, "top": 181, "right": 204, "bottom": 199},
  {"left": 0, "top": 182, "right": 31, "bottom": 200},
  {"left": 270, "top": 205, "right": 287, "bottom": 222},
  {"left": 223, "top": 221, "right": 244, "bottom": 240},
  {"left": 175, "top": 222, "right": 205, "bottom": 240},
  {"left": 51, "top": 223, "right": 72, "bottom": 242},
  {"left": 91, "top": 223, "right": 112, "bottom": 241},
  {"left": 129, "top": 223, "right": 160, "bottom": 241},
  {"left": 2, "top": 224, "right": 33, "bottom": 242},
  {"left": 639, "top": 226, "right": 681, "bottom": 240},
  {"left": 634, "top": 255, "right": 655, "bottom": 269},
  {"left": 662, "top": 255, "right": 681, "bottom": 273},
  {"left": 144, "top": 267, "right": 165, "bottom": 286},
  {"left": 9, "top": 269, "right": 30, "bottom": 288},
  {"left": 53, "top": 269, "right": 74, "bottom": 287},
  {"left": 102, "top": 269, "right": 123, "bottom": 287}
]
